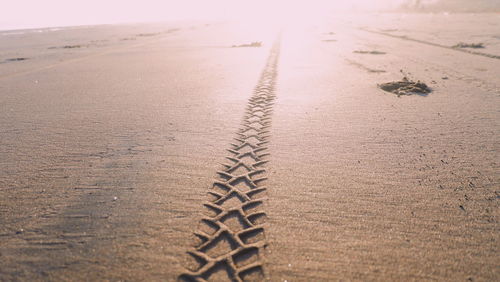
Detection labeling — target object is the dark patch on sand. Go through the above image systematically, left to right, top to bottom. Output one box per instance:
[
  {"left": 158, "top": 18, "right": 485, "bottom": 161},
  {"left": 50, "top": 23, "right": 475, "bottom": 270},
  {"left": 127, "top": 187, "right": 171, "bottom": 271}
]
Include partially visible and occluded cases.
[
  {"left": 136, "top": 28, "right": 179, "bottom": 38},
  {"left": 166, "top": 28, "right": 181, "bottom": 33},
  {"left": 136, "top": 33, "right": 161, "bottom": 37},
  {"left": 120, "top": 37, "right": 137, "bottom": 41},
  {"left": 322, "top": 39, "right": 337, "bottom": 42},
  {"left": 91, "top": 40, "right": 108, "bottom": 43},
  {"left": 232, "top": 41, "right": 262, "bottom": 48},
  {"left": 453, "top": 42, "right": 485, "bottom": 49},
  {"left": 48, "top": 45, "right": 87, "bottom": 49},
  {"left": 62, "top": 45, "right": 84, "bottom": 49},
  {"left": 354, "top": 50, "right": 386, "bottom": 55},
  {"left": 4, "top": 57, "right": 28, "bottom": 62},
  {"left": 379, "top": 77, "right": 431, "bottom": 97}
]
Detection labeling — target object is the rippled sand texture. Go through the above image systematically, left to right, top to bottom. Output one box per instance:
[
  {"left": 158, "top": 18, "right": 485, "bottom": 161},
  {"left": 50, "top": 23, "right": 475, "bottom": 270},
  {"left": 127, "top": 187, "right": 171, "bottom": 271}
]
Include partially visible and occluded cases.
[{"left": 1, "top": 14, "right": 499, "bottom": 281}]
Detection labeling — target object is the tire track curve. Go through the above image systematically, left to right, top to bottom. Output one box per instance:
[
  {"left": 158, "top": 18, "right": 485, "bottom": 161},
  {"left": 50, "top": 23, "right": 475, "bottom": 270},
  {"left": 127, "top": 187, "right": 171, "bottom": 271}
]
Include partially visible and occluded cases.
[{"left": 179, "top": 39, "right": 280, "bottom": 282}]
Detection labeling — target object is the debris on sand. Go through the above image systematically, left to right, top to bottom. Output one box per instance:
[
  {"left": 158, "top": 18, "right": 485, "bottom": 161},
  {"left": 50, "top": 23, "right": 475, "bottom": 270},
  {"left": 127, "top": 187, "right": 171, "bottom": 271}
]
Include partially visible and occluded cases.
[
  {"left": 136, "top": 32, "right": 161, "bottom": 37},
  {"left": 232, "top": 41, "right": 262, "bottom": 48},
  {"left": 453, "top": 42, "right": 484, "bottom": 49},
  {"left": 48, "top": 45, "right": 86, "bottom": 49},
  {"left": 62, "top": 45, "right": 84, "bottom": 49},
  {"left": 353, "top": 50, "right": 386, "bottom": 55},
  {"left": 5, "top": 57, "right": 28, "bottom": 62},
  {"left": 379, "top": 77, "right": 431, "bottom": 97}
]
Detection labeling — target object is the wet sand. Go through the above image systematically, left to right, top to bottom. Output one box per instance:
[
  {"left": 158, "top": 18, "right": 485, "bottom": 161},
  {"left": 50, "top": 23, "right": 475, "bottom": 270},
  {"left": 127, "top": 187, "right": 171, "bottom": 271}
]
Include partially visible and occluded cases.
[{"left": 1, "top": 14, "right": 499, "bottom": 281}]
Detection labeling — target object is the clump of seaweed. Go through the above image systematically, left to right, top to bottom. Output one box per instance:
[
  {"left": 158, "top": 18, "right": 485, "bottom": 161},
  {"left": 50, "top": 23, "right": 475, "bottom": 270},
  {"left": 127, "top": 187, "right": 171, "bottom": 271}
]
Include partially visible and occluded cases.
[
  {"left": 232, "top": 41, "right": 262, "bottom": 48},
  {"left": 453, "top": 42, "right": 484, "bottom": 49},
  {"left": 379, "top": 71, "right": 431, "bottom": 97}
]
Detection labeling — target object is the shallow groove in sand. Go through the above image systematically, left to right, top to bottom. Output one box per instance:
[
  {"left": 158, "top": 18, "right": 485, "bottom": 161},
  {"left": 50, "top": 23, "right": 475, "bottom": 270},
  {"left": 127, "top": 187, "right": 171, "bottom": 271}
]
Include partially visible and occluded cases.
[
  {"left": 361, "top": 28, "right": 500, "bottom": 60},
  {"left": 178, "top": 39, "right": 280, "bottom": 282}
]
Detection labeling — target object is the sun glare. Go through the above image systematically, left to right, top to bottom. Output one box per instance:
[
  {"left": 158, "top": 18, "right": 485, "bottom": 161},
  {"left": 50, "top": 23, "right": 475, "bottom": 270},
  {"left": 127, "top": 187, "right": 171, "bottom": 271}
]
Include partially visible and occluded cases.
[{"left": 1, "top": 0, "right": 407, "bottom": 30}]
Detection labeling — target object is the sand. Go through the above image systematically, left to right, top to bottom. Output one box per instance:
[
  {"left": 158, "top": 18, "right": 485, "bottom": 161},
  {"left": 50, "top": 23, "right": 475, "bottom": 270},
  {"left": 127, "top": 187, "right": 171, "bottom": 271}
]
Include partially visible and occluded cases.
[
  {"left": 1, "top": 13, "right": 499, "bottom": 281},
  {"left": 379, "top": 77, "right": 431, "bottom": 96}
]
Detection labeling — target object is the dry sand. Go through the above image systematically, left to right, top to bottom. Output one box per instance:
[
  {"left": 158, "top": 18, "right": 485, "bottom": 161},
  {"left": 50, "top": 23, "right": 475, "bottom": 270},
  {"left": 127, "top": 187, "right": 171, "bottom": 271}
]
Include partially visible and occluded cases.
[{"left": 0, "top": 14, "right": 499, "bottom": 281}]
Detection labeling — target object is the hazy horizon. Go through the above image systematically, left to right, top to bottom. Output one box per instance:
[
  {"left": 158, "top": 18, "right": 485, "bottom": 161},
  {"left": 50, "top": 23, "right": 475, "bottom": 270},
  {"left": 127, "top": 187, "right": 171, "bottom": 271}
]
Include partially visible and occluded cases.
[{"left": 1, "top": 0, "right": 499, "bottom": 31}]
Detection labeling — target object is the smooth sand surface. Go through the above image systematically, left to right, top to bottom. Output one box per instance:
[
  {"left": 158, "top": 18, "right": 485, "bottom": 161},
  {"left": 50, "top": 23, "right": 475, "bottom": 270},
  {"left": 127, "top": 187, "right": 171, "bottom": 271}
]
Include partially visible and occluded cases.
[{"left": 1, "top": 14, "right": 499, "bottom": 281}]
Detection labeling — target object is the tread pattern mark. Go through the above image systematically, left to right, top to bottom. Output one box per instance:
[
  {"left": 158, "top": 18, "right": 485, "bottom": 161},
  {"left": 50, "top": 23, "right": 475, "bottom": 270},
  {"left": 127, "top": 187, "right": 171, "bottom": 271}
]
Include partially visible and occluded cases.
[{"left": 179, "top": 40, "right": 280, "bottom": 282}]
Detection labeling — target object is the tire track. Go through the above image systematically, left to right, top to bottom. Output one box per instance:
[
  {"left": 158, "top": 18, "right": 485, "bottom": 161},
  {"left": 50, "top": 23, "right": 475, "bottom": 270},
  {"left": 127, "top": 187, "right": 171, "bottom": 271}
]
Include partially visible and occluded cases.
[
  {"left": 360, "top": 28, "right": 500, "bottom": 60},
  {"left": 179, "top": 39, "right": 280, "bottom": 282}
]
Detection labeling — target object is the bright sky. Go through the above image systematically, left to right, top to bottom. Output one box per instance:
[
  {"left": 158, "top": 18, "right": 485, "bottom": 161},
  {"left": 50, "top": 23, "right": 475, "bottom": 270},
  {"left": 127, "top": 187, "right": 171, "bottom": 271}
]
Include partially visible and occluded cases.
[{"left": 1, "top": 0, "right": 409, "bottom": 30}]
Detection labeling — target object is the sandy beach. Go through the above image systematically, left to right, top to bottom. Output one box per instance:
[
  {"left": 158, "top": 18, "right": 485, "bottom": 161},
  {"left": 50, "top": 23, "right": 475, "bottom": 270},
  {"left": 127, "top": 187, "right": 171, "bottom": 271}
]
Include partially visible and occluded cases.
[{"left": 0, "top": 13, "right": 499, "bottom": 281}]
